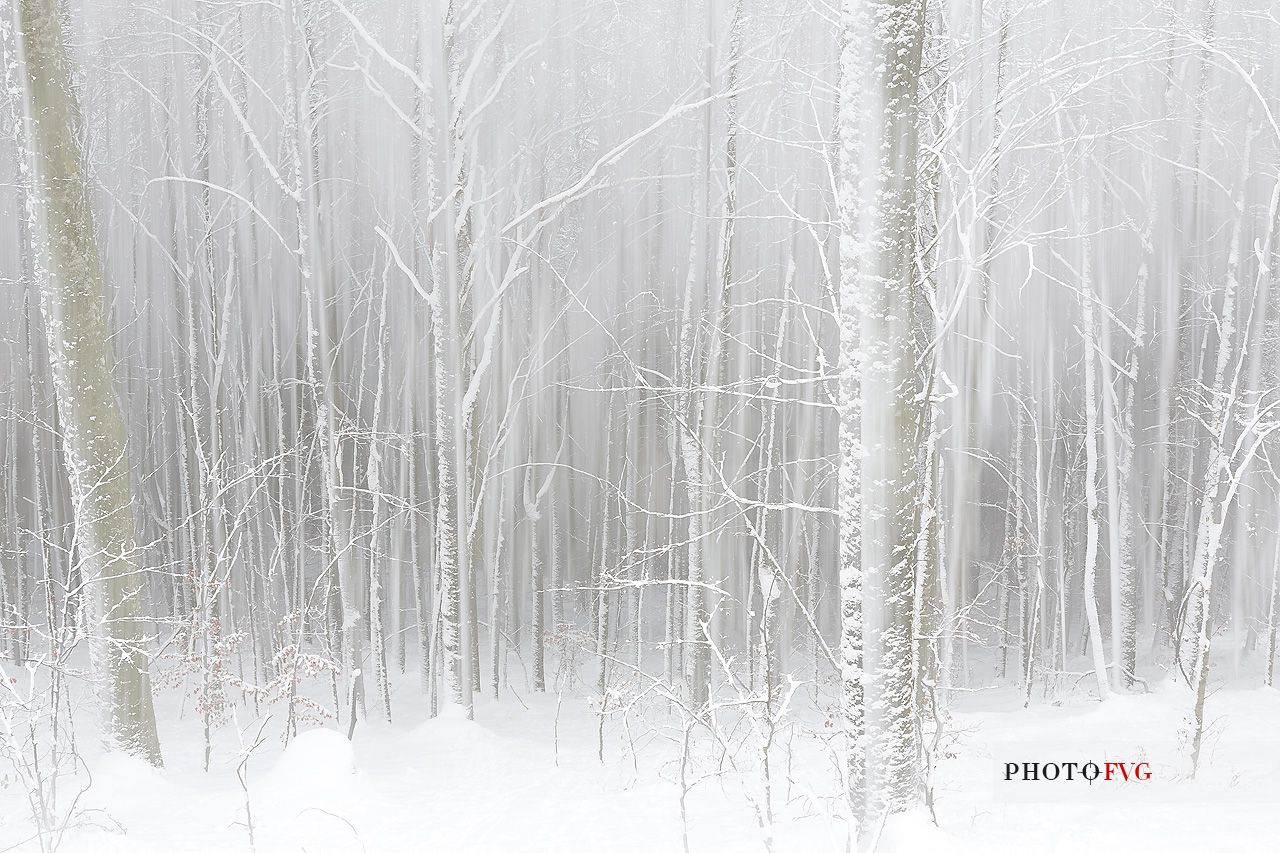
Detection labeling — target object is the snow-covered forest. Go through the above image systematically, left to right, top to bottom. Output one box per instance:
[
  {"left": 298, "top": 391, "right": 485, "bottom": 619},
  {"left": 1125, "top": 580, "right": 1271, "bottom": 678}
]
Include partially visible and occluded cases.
[{"left": 2, "top": 0, "right": 1279, "bottom": 849}]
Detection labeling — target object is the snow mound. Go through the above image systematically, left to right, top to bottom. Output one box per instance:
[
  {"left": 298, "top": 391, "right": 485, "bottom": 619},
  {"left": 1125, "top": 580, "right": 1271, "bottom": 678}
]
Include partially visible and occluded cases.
[
  {"left": 408, "top": 704, "right": 496, "bottom": 753},
  {"left": 271, "top": 727, "right": 357, "bottom": 789},
  {"left": 92, "top": 750, "right": 169, "bottom": 804},
  {"left": 877, "top": 810, "right": 962, "bottom": 852}
]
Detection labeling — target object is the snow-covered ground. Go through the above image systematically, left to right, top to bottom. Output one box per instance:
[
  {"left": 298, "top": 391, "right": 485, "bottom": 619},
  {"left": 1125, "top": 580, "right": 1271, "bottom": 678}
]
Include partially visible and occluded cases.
[{"left": 2, "top": 664, "right": 1276, "bottom": 852}]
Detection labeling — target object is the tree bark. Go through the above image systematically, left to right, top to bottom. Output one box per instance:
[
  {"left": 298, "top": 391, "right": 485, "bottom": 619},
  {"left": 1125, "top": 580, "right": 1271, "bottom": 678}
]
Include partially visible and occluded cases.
[
  {"left": 16, "top": 0, "right": 162, "bottom": 765},
  {"left": 843, "top": 0, "right": 929, "bottom": 825}
]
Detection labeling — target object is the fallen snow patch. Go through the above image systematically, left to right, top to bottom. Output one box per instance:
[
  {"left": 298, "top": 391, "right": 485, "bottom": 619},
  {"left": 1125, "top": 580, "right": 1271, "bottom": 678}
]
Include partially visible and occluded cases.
[{"left": 268, "top": 726, "right": 358, "bottom": 796}]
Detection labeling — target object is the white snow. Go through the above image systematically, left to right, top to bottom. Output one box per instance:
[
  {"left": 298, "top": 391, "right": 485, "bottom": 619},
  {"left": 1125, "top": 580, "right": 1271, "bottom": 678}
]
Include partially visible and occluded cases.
[{"left": 2, "top": 658, "right": 1276, "bottom": 851}]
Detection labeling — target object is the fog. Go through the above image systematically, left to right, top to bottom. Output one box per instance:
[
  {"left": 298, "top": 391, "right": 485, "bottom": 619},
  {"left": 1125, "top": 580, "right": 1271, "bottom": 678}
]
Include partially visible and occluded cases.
[{"left": 2, "top": 0, "right": 1279, "bottom": 848}]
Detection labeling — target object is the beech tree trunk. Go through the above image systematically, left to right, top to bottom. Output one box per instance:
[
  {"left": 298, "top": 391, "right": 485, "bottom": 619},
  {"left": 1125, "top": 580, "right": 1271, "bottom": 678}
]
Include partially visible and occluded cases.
[{"left": 16, "top": 0, "right": 162, "bottom": 765}]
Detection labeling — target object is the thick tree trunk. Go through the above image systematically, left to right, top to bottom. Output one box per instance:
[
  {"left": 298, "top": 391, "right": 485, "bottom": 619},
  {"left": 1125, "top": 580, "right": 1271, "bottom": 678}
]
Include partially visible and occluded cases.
[
  {"left": 16, "top": 0, "right": 162, "bottom": 765},
  {"left": 836, "top": 0, "right": 865, "bottom": 821},
  {"left": 842, "top": 0, "right": 929, "bottom": 826}
]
